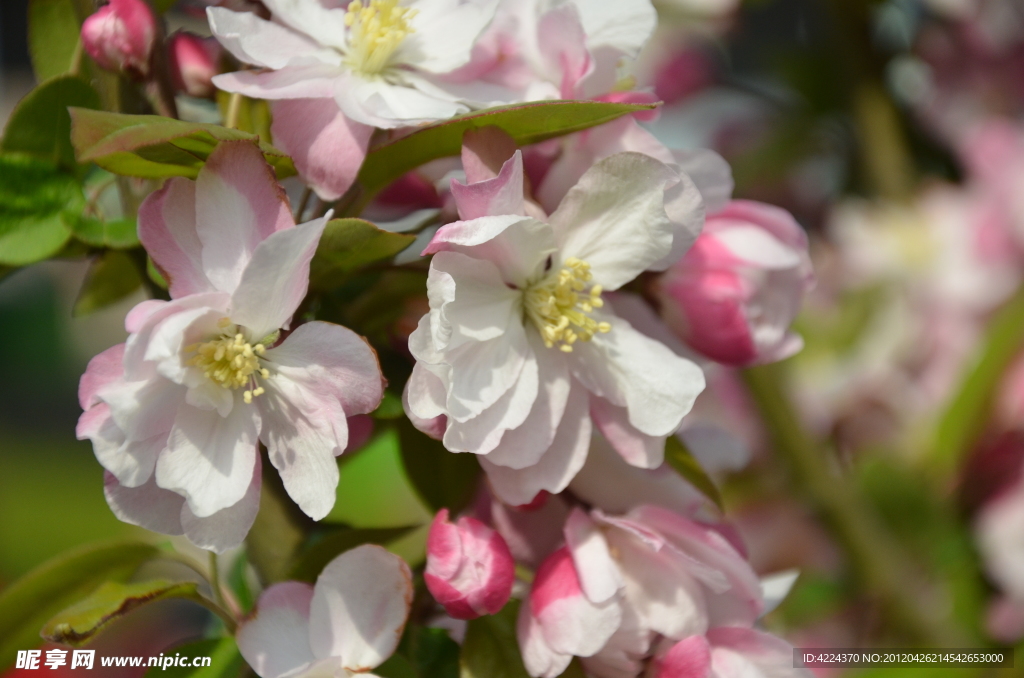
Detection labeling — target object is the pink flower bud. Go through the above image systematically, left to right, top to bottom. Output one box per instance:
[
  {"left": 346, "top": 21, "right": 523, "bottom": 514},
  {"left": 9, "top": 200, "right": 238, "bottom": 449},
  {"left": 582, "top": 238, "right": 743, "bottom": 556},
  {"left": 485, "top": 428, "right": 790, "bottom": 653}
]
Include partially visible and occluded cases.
[
  {"left": 81, "top": 0, "right": 157, "bottom": 79},
  {"left": 168, "top": 31, "right": 221, "bottom": 98},
  {"left": 657, "top": 200, "right": 813, "bottom": 367},
  {"left": 425, "top": 509, "right": 515, "bottom": 619}
]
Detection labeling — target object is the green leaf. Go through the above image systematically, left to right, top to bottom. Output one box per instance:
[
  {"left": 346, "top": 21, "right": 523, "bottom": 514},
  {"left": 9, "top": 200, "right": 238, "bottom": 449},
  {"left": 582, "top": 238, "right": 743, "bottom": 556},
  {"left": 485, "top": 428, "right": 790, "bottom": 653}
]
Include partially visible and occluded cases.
[
  {"left": 28, "top": 0, "right": 82, "bottom": 82},
  {"left": 1, "top": 76, "right": 100, "bottom": 170},
  {"left": 357, "top": 100, "right": 656, "bottom": 198},
  {"left": 69, "top": 109, "right": 296, "bottom": 179},
  {"left": 0, "top": 154, "right": 81, "bottom": 266},
  {"left": 71, "top": 215, "right": 139, "bottom": 249},
  {"left": 310, "top": 218, "right": 416, "bottom": 289},
  {"left": 74, "top": 250, "right": 143, "bottom": 316},
  {"left": 374, "top": 390, "right": 406, "bottom": 420},
  {"left": 397, "top": 418, "right": 481, "bottom": 514},
  {"left": 664, "top": 436, "right": 723, "bottom": 510},
  {"left": 288, "top": 524, "right": 417, "bottom": 583},
  {"left": 0, "top": 541, "right": 161, "bottom": 671},
  {"left": 41, "top": 579, "right": 200, "bottom": 647},
  {"left": 460, "top": 600, "right": 530, "bottom": 678},
  {"left": 382, "top": 625, "right": 460, "bottom": 678},
  {"left": 142, "top": 637, "right": 245, "bottom": 677}
]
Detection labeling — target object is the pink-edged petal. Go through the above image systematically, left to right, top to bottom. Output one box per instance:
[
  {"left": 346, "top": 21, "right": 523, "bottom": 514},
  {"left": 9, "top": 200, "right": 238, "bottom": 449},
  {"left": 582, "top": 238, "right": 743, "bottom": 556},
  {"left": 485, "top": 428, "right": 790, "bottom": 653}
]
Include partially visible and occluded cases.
[
  {"left": 537, "top": 4, "right": 592, "bottom": 99},
  {"left": 207, "top": 6, "right": 337, "bottom": 69},
  {"left": 213, "top": 65, "right": 342, "bottom": 100},
  {"left": 271, "top": 99, "right": 372, "bottom": 202},
  {"left": 461, "top": 126, "right": 518, "bottom": 184},
  {"left": 195, "top": 141, "right": 296, "bottom": 295},
  {"left": 450, "top": 150, "right": 526, "bottom": 221},
  {"left": 549, "top": 152, "right": 680, "bottom": 290},
  {"left": 138, "top": 178, "right": 211, "bottom": 298},
  {"left": 708, "top": 200, "right": 808, "bottom": 252},
  {"left": 230, "top": 215, "right": 329, "bottom": 339},
  {"left": 423, "top": 215, "right": 554, "bottom": 288},
  {"left": 712, "top": 226, "right": 802, "bottom": 270},
  {"left": 122, "top": 292, "right": 230, "bottom": 380},
  {"left": 125, "top": 299, "right": 169, "bottom": 333},
  {"left": 569, "top": 314, "right": 705, "bottom": 437},
  {"left": 485, "top": 330, "right": 572, "bottom": 470},
  {"left": 79, "top": 344, "right": 126, "bottom": 409},
  {"left": 403, "top": 362, "right": 448, "bottom": 440},
  {"left": 99, "top": 373, "right": 184, "bottom": 443},
  {"left": 482, "top": 379, "right": 592, "bottom": 511},
  {"left": 590, "top": 396, "right": 664, "bottom": 469},
  {"left": 155, "top": 400, "right": 260, "bottom": 517},
  {"left": 81, "top": 405, "right": 166, "bottom": 487},
  {"left": 569, "top": 433, "right": 708, "bottom": 516},
  {"left": 181, "top": 454, "right": 261, "bottom": 553},
  {"left": 103, "top": 472, "right": 185, "bottom": 537},
  {"left": 630, "top": 505, "right": 763, "bottom": 626},
  {"left": 564, "top": 508, "right": 622, "bottom": 603},
  {"left": 603, "top": 525, "right": 708, "bottom": 640},
  {"left": 309, "top": 545, "right": 413, "bottom": 670},
  {"left": 530, "top": 547, "right": 622, "bottom": 657},
  {"left": 237, "top": 580, "right": 316, "bottom": 678},
  {"left": 518, "top": 597, "right": 574, "bottom": 678},
  {"left": 581, "top": 603, "right": 653, "bottom": 678},
  {"left": 706, "top": 627, "right": 810, "bottom": 678},
  {"left": 653, "top": 635, "right": 712, "bottom": 678}
]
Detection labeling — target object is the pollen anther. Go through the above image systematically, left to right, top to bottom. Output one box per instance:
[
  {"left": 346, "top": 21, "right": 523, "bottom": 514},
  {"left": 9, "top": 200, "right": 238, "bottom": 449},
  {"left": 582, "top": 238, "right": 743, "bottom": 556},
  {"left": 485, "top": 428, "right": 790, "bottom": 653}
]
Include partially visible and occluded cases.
[
  {"left": 344, "top": 0, "right": 416, "bottom": 77},
  {"left": 523, "top": 257, "right": 611, "bottom": 352},
  {"left": 188, "top": 329, "right": 270, "bottom": 402}
]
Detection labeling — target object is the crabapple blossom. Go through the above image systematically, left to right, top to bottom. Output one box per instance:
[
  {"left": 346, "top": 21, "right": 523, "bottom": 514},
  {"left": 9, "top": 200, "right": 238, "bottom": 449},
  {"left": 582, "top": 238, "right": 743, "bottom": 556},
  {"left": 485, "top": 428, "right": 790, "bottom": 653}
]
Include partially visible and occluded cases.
[
  {"left": 81, "top": 0, "right": 157, "bottom": 79},
  {"left": 208, "top": 0, "right": 510, "bottom": 200},
  {"left": 168, "top": 32, "right": 222, "bottom": 99},
  {"left": 76, "top": 141, "right": 383, "bottom": 551},
  {"left": 403, "top": 147, "right": 706, "bottom": 505},
  {"left": 656, "top": 200, "right": 813, "bottom": 367},
  {"left": 518, "top": 505, "right": 763, "bottom": 678},
  {"left": 424, "top": 508, "right": 515, "bottom": 619},
  {"left": 237, "top": 545, "right": 413, "bottom": 678},
  {"left": 650, "top": 628, "right": 812, "bottom": 678}
]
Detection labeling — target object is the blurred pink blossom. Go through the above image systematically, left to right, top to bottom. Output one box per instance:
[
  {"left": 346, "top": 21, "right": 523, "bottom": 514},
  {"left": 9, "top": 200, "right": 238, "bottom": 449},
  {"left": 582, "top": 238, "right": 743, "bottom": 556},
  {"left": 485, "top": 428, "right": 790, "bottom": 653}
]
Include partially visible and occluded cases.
[{"left": 81, "top": 0, "right": 156, "bottom": 79}]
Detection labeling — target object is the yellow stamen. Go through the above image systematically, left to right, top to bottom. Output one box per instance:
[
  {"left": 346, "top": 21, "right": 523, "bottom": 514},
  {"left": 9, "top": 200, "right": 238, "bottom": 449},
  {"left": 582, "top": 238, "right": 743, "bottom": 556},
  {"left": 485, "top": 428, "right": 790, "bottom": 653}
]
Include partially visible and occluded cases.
[
  {"left": 344, "top": 0, "right": 416, "bottom": 76},
  {"left": 523, "top": 257, "right": 611, "bottom": 352},
  {"left": 188, "top": 324, "right": 270, "bottom": 402}
]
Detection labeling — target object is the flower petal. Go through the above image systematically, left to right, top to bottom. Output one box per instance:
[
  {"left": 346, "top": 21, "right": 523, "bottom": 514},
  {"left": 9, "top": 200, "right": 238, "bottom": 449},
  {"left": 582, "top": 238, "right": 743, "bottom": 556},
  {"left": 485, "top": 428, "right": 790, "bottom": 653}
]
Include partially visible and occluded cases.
[
  {"left": 260, "top": 0, "right": 350, "bottom": 51},
  {"left": 402, "top": 0, "right": 499, "bottom": 74},
  {"left": 571, "top": 0, "right": 656, "bottom": 58},
  {"left": 207, "top": 6, "right": 335, "bottom": 69},
  {"left": 213, "top": 64, "right": 342, "bottom": 100},
  {"left": 334, "top": 74, "right": 466, "bottom": 128},
  {"left": 271, "top": 99, "right": 373, "bottom": 202},
  {"left": 195, "top": 141, "right": 296, "bottom": 295},
  {"left": 673, "top": 149, "right": 733, "bottom": 214},
  {"left": 450, "top": 150, "right": 526, "bottom": 221},
  {"left": 549, "top": 152, "right": 679, "bottom": 290},
  {"left": 138, "top": 178, "right": 211, "bottom": 298},
  {"left": 230, "top": 215, "right": 329, "bottom": 339},
  {"left": 424, "top": 216, "right": 555, "bottom": 288},
  {"left": 427, "top": 252, "right": 522, "bottom": 352},
  {"left": 569, "top": 314, "right": 705, "bottom": 437},
  {"left": 79, "top": 344, "right": 126, "bottom": 409},
  {"left": 403, "top": 362, "right": 448, "bottom": 439},
  {"left": 480, "top": 378, "right": 592, "bottom": 505},
  {"left": 590, "top": 397, "right": 664, "bottom": 469},
  {"left": 156, "top": 399, "right": 260, "bottom": 517},
  {"left": 181, "top": 453, "right": 261, "bottom": 553},
  {"left": 103, "top": 472, "right": 185, "bottom": 537},
  {"left": 564, "top": 508, "right": 622, "bottom": 604},
  {"left": 309, "top": 545, "right": 413, "bottom": 670},
  {"left": 237, "top": 580, "right": 316, "bottom": 678},
  {"left": 518, "top": 597, "right": 574, "bottom": 678},
  {"left": 706, "top": 627, "right": 809, "bottom": 678},
  {"left": 653, "top": 635, "right": 712, "bottom": 678}
]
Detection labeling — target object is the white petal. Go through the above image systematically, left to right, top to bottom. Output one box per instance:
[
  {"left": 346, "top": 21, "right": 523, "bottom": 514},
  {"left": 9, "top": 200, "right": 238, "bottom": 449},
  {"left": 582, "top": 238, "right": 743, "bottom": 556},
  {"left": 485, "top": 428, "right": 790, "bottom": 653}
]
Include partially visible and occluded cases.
[
  {"left": 260, "top": 0, "right": 350, "bottom": 51},
  {"left": 402, "top": 0, "right": 499, "bottom": 73},
  {"left": 571, "top": 0, "right": 656, "bottom": 57},
  {"left": 207, "top": 7, "right": 336, "bottom": 69},
  {"left": 213, "top": 65, "right": 342, "bottom": 100},
  {"left": 334, "top": 74, "right": 466, "bottom": 128},
  {"left": 673, "top": 149, "right": 734, "bottom": 214},
  {"left": 549, "top": 153, "right": 679, "bottom": 290},
  {"left": 424, "top": 215, "right": 554, "bottom": 288},
  {"left": 230, "top": 216, "right": 329, "bottom": 339},
  {"left": 713, "top": 226, "right": 803, "bottom": 269},
  {"left": 428, "top": 252, "right": 521, "bottom": 351},
  {"left": 569, "top": 314, "right": 705, "bottom": 437},
  {"left": 442, "top": 321, "right": 531, "bottom": 422},
  {"left": 99, "top": 373, "right": 184, "bottom": 443},
  {"left": 481, "top": 379, "right": 592, "bottom": 505},
  {"left": 590, "top": 397, "right": 664, "bottom": 469},
  {"left": 156, "top": 400, "right": 260, "bottom": 517},
  {"left": 181, "top": 454, "right": 262, "bottom": 553},
  {"left": 103, "top": 472, "right": 185, "bottom": 537},
  {"left": 564, "top": 508, "right": 622, "bottom": 604},
  {"left": 309, "top": 545, "right": 413, "bottom": 670},
  {"left": 237, "top": 581, "right": 316, "bottom": 678},
  {"left": 518, "top": 598, "right": 574, "bottom": 678}
]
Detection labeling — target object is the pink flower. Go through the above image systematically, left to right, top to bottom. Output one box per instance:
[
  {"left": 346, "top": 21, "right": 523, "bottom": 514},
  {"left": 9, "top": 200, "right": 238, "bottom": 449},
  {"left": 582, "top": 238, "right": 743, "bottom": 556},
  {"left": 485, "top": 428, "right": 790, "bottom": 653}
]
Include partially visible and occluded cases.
[
  {"left": 81, "top": 0, "right": 157, "bottom": 79},
  {"left": 168, "top": 31, "right": 222, "bottom": 99},
  {"left": 77, "top": 141, "right": 384, "bottom": 551},
  {"left": 657, "top": 200, "right": 813, "bottom": 367},
  {"left": 518, "top": 505, "right": 763, "bottom": 677},
  {"left": 425, "top": 508, "right": 515, "bottom": 619},
  {"left": 237, "top": 545, "right": 413, "bottom": 678},
  {"left": 651, "top": 628, "right": 812, "bottom": 678}
]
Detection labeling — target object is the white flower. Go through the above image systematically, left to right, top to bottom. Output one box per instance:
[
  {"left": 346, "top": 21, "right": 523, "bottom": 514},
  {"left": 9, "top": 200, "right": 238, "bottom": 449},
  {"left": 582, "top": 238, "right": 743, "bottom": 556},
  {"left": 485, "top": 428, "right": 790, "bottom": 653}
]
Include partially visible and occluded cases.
[
  {"left": 208, "top": 0, "right": 508, "bottom": 129},
  {"left": 77, "top": 141, "right": 384, "bottom": 551},
  {"left": 403, "top": 148, "right": 707, "bottom": 505}
]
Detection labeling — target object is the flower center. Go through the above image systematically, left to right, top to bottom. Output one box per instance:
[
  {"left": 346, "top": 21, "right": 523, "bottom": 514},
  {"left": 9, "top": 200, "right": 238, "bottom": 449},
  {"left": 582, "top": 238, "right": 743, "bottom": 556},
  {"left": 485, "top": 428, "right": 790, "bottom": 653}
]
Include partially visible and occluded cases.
[
  {"left": 344, "top": 0, "right": 416, "bottom": 76},
  {"left": 523, "top": 257, "right": 611, "bottom": 352},
  {"left": 187, "top": 324, "right": 271, "bottom": 404}
]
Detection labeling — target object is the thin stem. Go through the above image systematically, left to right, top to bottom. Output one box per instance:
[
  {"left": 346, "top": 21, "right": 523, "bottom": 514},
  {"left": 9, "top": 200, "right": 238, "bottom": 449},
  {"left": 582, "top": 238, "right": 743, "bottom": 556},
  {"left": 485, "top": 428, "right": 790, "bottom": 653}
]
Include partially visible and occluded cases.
[
  {"left": 70, "top": 39, "right": 85, "bottom": 76},
  {"left": 225, "top": 93, "right": 244, "bottom": 130},
  {"left": 295, "top": 186, "right": 314, "bottom": 222},
  {"left": 742, "top": 364, "right": 966, "bottom": 646},
  {"left": 209, "top": 552, "right": 228, "bottom": 612},
  {"left": 183, "top": 590, "right": 238, "bottom": 634}
]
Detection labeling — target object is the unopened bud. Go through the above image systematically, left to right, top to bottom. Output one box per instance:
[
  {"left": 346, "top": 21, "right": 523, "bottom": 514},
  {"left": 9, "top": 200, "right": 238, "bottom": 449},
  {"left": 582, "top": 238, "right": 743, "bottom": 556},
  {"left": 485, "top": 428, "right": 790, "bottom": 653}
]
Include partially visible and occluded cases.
[
  {"left": 81, "top": 0, "right": 157, "bottom": 79},
  {"left": 168, "top": 31, "right": 221, "bottom": 98}
]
